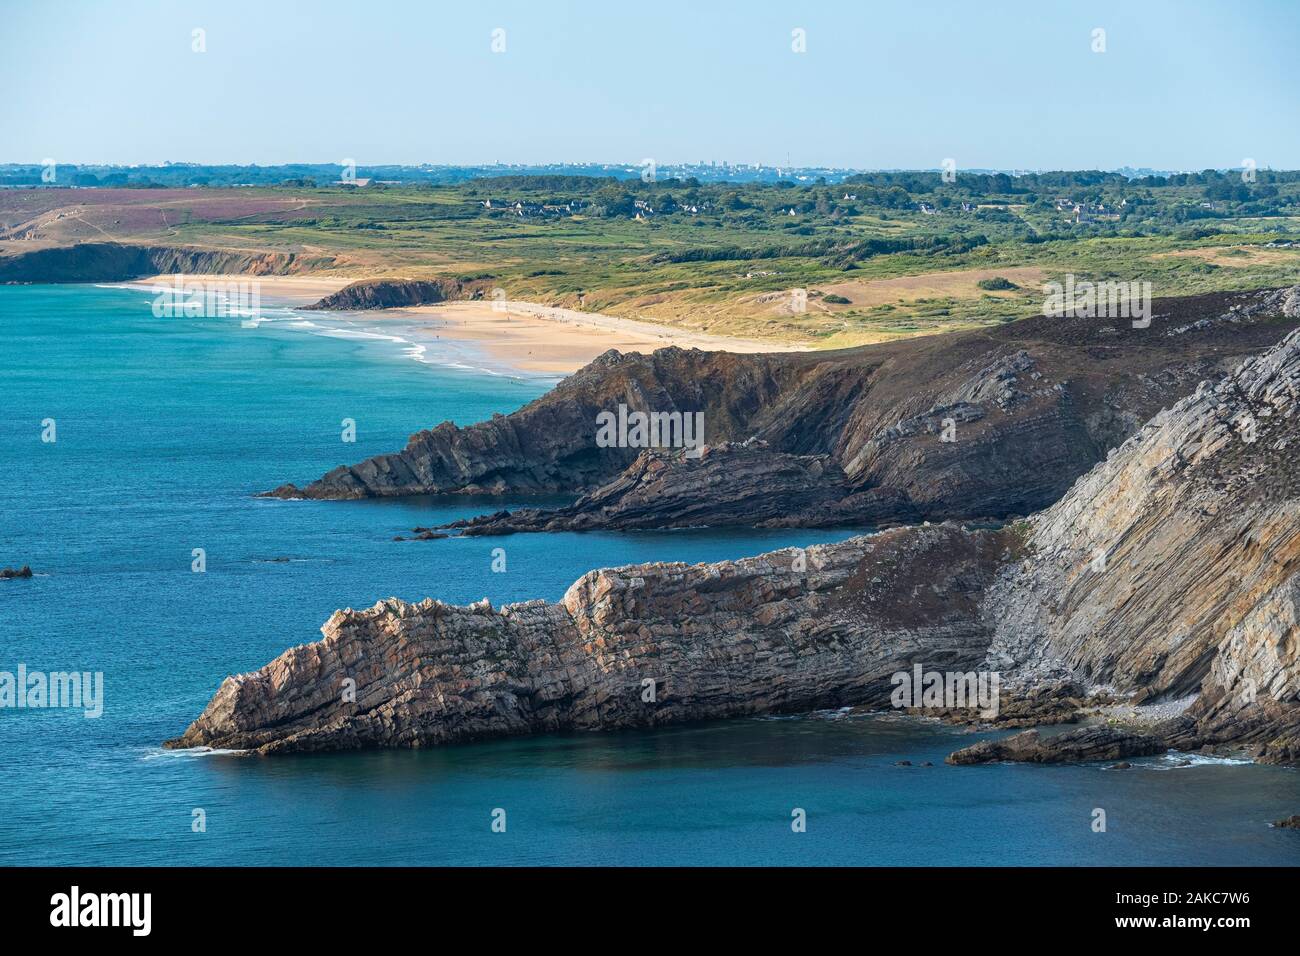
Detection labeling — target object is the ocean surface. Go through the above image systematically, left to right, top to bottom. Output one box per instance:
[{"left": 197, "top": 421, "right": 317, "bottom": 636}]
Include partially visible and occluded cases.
[{"left": 1, "top": 284, "right": 1297, "bottom": 866}]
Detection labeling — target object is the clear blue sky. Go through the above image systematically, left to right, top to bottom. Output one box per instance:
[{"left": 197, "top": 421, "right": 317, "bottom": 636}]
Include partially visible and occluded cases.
[{"left": 4, "top": 0, "right": 1298, "bottom": 170}]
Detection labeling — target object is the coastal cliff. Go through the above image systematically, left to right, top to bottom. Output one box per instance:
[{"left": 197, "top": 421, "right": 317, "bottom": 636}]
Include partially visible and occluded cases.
[
  {"left": 0, "top": 242, "right": 336, "bottom": 283},
  {"left": 266, "top": 287, "right": 1300, "bottom": 535},
  {"left": 171, "top": 323, "right": 1300, "bottom": 759},
  {"left": 979, "top": 323, "right": 1300, "bottom": 763},
  {"left": 265, "top": 346, "right": 809, "bottom": 498}
]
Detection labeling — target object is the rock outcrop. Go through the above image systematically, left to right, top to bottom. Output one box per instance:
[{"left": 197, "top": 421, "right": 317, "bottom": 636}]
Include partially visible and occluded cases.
[
  {"left": 301, "top": 277, "right": 493, "bottom": 311},
  {"left": 264, "top": 287, "right": 1300, "bottom": 537},
  {"left": 172, "top": 319, "right": 1300, "bottom": 759},
  {"left": 165, "top": 524, "right": 1018, "bottom": 753},
  {"left": 0, "top": 565, "right": 33, "bottom": 580},
  {"left": 946, "top": 726, "right": 1167, "bottom": 765}
]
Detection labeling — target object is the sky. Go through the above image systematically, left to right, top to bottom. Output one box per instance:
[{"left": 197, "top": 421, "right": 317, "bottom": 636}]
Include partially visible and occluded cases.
[{"left": 3, "top": 0, "right": 1298, "bottom": 171}]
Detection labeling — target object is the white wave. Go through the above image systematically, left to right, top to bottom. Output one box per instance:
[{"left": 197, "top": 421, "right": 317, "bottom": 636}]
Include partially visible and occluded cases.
[
  {"left": 93, "top": 282, "right": 164, "bottom": 292},
  {"left": 178, "top": 302, "right": 551, "bottom": 380},
  {"left": 310, "top": 326, "right": 408, "bottom": 343},
  {"left": 248, "top": 556, "right": 333, "bottom": 564},
  {"left": 754, "top": 706, "right": 866, "bottom": 723},
  {"left": 139, "top": 746, "right": 246, "bottom": 760},
  {"left": 1114, "top": 750, "right": 1257, "bottom": 771}
]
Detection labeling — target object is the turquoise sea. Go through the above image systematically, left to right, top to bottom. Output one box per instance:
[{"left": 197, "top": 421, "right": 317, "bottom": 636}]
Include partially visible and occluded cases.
[{"left": 1, "top": 283, "right": 1297, "bottom": 866}]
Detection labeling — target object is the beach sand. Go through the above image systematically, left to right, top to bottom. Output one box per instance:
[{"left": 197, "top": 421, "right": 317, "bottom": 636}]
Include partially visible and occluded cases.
[
  {"left": 132, "top": 273, "right": 355, "bottom": 305},
  {"left": 134, "top": 276, "right": 796, "bottom": 375},
  {"left": 377, "top": 300, "right": 795, "bottom": 374},
  {"left": 382, "top": 301, "right": 799, "bottom": 375}
]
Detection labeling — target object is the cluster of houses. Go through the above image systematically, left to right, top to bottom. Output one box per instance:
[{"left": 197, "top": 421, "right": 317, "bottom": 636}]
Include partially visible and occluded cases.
[
  {"left": 331, "top": 178, "right": 405, "bottom": 188},
  {"left": 475, "top": 196, "right": 714, "bottom": 220},
  {"left": 1053, "top": 197, "right": 1125, "bottom": 223},
  {"left": 479, "top": 198, "right": 582, "bottom": 218},
  {"left": 633, "top": 198, "right": 710, "bottom": 217},
  {"left": 915, "top": 200, "right": 979, "bottom": 216}
]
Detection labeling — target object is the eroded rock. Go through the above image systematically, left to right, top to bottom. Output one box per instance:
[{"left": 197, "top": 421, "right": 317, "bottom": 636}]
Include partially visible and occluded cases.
[
  {"left": 165, "top": 524, "right": 1019, "bottom": 753},
  {"left": 945, "top": 727, "right": 1165, "bottom": 765}
]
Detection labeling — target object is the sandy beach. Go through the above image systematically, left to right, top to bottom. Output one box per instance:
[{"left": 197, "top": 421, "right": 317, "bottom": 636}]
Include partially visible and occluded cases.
[
  {"left": 132, "top": 275, "right": 796, "bottom": 375},
  {"left": 393, "top": 300, "right": 797, "bottom": 375}
]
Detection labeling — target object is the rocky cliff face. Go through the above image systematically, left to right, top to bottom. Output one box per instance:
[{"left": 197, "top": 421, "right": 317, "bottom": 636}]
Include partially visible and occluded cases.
[
  {"left": 0, "top": 242, "right": 336, "bottom": 283},
  {"left": 266, "top": 288, "right": 1300, "bottom": 536},
  {"left": 172, "top": 317, "right": 1300, "bottom": 761},
  {"left": 981, "top": 324, "right": 1300, "bottom": 763},
  {"left": 166, "top": 524, "right": 1016, "bottom": 753}
]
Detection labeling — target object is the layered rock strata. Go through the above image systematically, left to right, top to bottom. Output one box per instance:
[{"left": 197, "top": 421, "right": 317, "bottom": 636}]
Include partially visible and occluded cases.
[
  {"left": 443, "top": 440, "right": 866, "bottom": 535},
  {"left": 166, "top": 524, "right": 1016, "bottom": 753}
]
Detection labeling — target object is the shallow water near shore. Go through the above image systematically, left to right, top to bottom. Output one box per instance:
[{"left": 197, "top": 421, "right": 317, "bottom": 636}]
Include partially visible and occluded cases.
[{"left": 2, "top": 284, "right": 1298, "bottom": 866}]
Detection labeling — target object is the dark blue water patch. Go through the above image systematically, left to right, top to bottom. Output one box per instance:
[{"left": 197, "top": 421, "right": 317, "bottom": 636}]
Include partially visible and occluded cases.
[
  {"left": 1, "top": 284, "right": 1298, "bottom": 866},
  {"left": 3, "top": 715, "right": 1298, "bottom": 866}
]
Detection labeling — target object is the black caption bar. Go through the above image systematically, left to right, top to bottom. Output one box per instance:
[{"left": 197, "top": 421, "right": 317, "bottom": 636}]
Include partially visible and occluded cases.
[{"left": 0, "top": 866, "right": 1280, "bottom": 941}]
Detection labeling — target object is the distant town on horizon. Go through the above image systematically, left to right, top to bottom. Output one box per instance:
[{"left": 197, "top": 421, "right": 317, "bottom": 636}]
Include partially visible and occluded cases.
[{"left": 1, "top": 160, "right": 1293, "bottom": 190}]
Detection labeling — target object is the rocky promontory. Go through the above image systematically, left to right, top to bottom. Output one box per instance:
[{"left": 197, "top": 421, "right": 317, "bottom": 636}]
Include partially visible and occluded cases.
[
  {"left": 300, "top": 277, "right": 495, "bottom": 311},
  {"left": 265, "top": 287, "right": 1300, "bottom": 537},
  {"left": 166, "top": 523, "right": 1016, "bottom": 753}
]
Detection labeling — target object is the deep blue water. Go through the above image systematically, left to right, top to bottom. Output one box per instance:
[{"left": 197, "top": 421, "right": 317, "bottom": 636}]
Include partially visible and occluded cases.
[{"left": 1, "top": 284, "right": 1297, "bottom": 866}]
